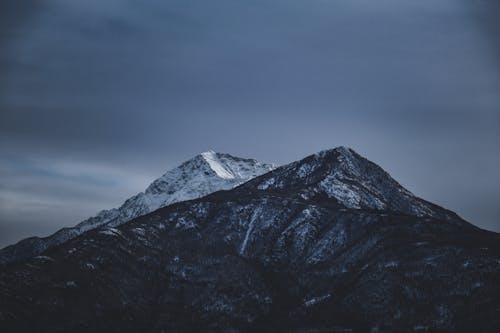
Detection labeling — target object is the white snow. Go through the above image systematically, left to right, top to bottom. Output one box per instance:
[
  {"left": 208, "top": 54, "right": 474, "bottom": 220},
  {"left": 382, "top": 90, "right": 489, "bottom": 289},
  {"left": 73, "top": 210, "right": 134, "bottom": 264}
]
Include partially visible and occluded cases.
[
  {"left": 201, "top": 151, "right": 235, "bottom": 179},
  {"left": 297, "top": 162, "right": 318, "bottom": 178},
  {"left": 320, "top": 173, "right": 363, "bottom": 209},
  {"left": 257, "top": 177, "right": 276, "bottom": 190},
  {"left": 282, "top": 207, "right": 319, "bottom": 235},
  {"left": 240, "top": 208, "right": 261, "bottom": 255},
  {"left": 175, "top": 217, "right": 196, "bottom": 229},
  {"left": 306, "top": 225, "right": 347, "bottom": 265},
  {"left": 131, "top": 227, "right": 146, "bottom": 236},
  {"left": 99, "top": 228, "right": 122, "bottom": 237},
  {"left": 34, "top": 255, "right": 54, "bottom": 262},
  {"left": 385, "top": 261, "right": 399, "bottom": 268},
  {"left": 84, "top": 263, "right": 95, "bottom": 270},
  {"left": 66, "top": 281, "right": 77, "bottom": 287},
  {"left": 472, "top": 281, "right": 483, "bottom": 289},
  {"left": 304, "top": 294, "right": 331, "bottom": 307},
  {"left": 414, "top": 325, "right": 428, "bottom": 332}
]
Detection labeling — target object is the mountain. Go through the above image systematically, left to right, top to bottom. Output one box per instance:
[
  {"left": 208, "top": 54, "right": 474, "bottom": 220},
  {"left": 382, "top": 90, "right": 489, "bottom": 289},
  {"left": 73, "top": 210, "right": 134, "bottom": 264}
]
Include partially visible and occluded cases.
[
  {"left": 1, "top": 147, "right": 499, "bottom": 332},
  {"left": 240, "top": 147, "right": 463, "bottom": 223},
  {"left": 0, "top": 151, "right": 275, "bottom": 264}
]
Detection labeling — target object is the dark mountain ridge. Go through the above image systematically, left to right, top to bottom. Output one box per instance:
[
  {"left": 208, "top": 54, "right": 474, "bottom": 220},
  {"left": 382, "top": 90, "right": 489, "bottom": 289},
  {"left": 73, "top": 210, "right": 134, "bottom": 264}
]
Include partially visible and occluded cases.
[{"left": 1, "top": 147, "right": 499, "bottom": 332}]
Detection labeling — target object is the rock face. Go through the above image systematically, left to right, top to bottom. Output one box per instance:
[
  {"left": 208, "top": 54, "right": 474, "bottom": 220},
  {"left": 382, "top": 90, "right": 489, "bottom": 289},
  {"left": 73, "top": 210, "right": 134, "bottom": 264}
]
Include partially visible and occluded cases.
[
  {"left": 1, "top": 147, "right": 499, "bottom": 332},
  {"left": 0, "top": 151, "right": 275, "bottom": 264}
]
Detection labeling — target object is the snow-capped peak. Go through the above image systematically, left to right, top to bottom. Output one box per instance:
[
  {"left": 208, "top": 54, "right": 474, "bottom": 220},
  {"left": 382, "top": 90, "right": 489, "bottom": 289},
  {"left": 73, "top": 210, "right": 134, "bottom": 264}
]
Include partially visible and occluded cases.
[
  {"left": 315, "top": 146, "right": 352, "bottom": 158},
  {"left": 244, "top": 147, "right": 461, "bottom": 223},
  {"left": 0, "top": 151, "right": 276, "bottom": 264},
  {"left": 86, "top": 151, "right": 275, "bottom": 229}
]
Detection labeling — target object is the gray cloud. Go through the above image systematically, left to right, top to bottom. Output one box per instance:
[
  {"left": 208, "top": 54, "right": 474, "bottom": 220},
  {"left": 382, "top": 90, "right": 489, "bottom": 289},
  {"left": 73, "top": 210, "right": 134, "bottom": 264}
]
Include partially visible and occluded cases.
[{"left": 0, "top": 0, "right": 499, "bottom": 247}]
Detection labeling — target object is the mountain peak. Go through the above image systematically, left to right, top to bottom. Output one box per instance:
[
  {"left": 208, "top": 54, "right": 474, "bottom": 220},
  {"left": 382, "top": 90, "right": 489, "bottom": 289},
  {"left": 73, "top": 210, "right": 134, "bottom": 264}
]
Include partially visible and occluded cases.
[
  {"left": 316, "top": 145, "right": 353, "bottom": 157},
  {"left": 314, "top": 146, "right": 381, "bottom": 180},
  {"left": 242, "top": 147, "right": 461, "bottom": 223},
  {"left": 0, "top": 151, "right": 275, "bottom": 264}
]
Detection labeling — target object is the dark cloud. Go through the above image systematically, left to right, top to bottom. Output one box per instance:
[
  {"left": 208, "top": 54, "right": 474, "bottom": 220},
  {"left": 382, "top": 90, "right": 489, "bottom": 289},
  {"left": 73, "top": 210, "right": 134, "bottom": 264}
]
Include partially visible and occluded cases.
[{"left": 1, "top": 0, "right": 499, "bottom": 247}]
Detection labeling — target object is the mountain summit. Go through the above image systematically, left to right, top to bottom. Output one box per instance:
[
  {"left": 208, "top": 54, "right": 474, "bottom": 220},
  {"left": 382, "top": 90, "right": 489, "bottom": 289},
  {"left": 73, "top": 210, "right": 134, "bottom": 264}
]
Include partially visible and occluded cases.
[
  {"left": 1, "top": 147, "right": 499, "bottom": 332},
  {"left": 241, "top": 147, "right": 462, "bottom": 223},
  {"left": 0, "top": 151, "right": 275, "bottom": 264}
]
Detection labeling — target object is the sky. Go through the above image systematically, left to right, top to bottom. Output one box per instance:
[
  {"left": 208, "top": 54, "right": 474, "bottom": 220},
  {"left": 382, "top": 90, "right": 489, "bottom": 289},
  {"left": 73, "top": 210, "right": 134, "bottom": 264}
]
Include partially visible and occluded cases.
[{"left": 0, "top": 0, "right": 499, "bottom": 248}]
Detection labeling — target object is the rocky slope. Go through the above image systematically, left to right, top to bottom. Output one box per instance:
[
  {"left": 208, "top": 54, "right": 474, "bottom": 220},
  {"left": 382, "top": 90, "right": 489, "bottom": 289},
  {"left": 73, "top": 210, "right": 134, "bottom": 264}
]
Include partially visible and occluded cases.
[
  {"left": 1, "top": 147, "right": 499, "bottom": 332},
  {"left": 241, "top": 147, "right": 462, "bottom": 223},
  {"left": 0, "top": 151, "right": 275, "bottom": 264}
]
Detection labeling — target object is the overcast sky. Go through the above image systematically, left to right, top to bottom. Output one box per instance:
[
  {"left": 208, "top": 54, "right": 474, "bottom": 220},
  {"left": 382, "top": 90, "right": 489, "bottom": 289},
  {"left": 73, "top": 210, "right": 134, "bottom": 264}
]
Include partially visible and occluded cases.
[{"left": 0, "top": 0, "right": 499, "bottom": 248}]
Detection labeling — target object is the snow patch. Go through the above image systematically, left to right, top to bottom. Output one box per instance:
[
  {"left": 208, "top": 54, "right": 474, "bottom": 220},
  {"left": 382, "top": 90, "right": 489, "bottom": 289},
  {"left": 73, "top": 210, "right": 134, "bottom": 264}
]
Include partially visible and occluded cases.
[
  {"left": 201, "top": 151, "right": 235, "bottom": 179},
  {"left": 320, "top": 173, "right": 362, "bottom": 209},
  {"left": 257, "top": 177, "right": 276, "bottom": 190},
  {"left": 240, "top": 208, "right": 261, "bottom": 255},
  {"left": 175, "top": 217, "right": 196, "bottom": 229},
  {"left": 131, "top": 227, "right": 146, "bottom": 236},
  {"left": 99, "top": 228, "right": 122, "bottom": 237},
  {"left": 34, "top": 256, "right": 54, "bottom": 262},
  {"left": 385, "top": 261, "right": 399, "bottom": 268},
  {"left": 84, "top": 263, "right": 95, "bottom": 270},
  {"left": 66, "top": 281, "right": 77, "bottom": 287},
  {"left": 472, "top": 281, "right": 483, "bottom": 289},
  {"left": 304, "top": 294, "right": 331, "bottom": 307},
  {"left": 414, "top": 325, "right": 428, "bottom": 332}
]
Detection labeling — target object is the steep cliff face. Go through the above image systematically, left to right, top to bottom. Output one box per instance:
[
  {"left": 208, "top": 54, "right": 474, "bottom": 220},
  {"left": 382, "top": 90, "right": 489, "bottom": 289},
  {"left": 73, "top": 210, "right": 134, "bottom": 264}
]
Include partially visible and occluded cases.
[
  {"left": 1, "top": 148, "right": 499, "bottom": 332},
  {"left": 0, "top": 151, "right": 275, "bottom": 264}
]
